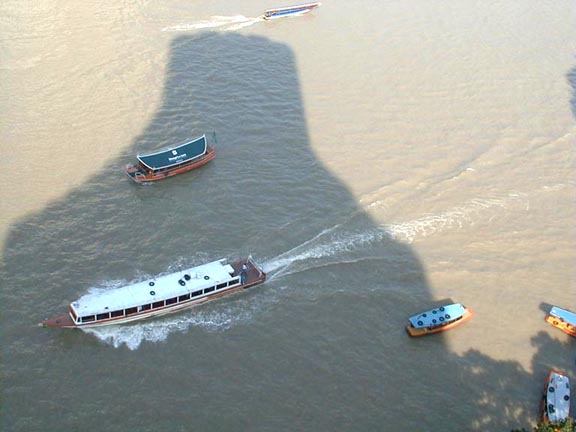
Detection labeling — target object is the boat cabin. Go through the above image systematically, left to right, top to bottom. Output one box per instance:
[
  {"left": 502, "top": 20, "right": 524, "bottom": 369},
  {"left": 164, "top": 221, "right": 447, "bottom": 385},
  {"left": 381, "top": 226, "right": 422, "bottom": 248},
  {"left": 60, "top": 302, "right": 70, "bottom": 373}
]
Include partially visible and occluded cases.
[{"left": 125, "top": 134, "right": 216, "bottom": 183}]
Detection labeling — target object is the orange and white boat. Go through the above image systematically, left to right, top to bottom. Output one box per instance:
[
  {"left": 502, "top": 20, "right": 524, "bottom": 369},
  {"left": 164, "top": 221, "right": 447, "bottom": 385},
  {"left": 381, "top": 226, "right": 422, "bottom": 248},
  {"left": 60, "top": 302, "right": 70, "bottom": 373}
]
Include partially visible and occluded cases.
[
  {"left": 124, "top": 134, "right": 216, "bottom": 183},
  {"left": 40, "top": 257, "right": 265, "bottom": 328},
  {"left": 406, "top": 303, "right": 473, "bottom": 337},
  {"left": 545, "top": 306, "right": 576, "bottom": 338},
  {"left": 541, "top": 369, "right": 570, "bottom": 423}
]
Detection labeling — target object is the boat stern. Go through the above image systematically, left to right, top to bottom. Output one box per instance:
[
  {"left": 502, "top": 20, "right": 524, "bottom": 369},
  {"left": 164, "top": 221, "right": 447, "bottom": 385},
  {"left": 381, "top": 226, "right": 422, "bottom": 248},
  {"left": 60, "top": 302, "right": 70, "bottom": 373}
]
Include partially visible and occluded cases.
[
  {"left": 124, "top": 164, "right": 149, "bottom": 183},
  {"left": 231, "top": 257, "right": 266, "bottom": 287},
  {"left": 40, "top": 313, "right": 77, "bottom": 328},
  {"left": 405, "top": 325, "right": 428, "bottom": 337}
]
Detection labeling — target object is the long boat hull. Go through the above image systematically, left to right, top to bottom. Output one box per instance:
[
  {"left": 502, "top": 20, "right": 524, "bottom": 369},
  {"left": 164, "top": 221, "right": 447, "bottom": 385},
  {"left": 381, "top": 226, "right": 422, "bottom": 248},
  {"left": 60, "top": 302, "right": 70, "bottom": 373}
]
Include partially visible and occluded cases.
[
  {"left": 263, "top": 2, "right": 320, "bottom": 19},
  {"left": 124, "top": 146, "right": 216, "bottom": 183},
  {"left": 40, "top": 259, "right": 265, "bottom": 329}
]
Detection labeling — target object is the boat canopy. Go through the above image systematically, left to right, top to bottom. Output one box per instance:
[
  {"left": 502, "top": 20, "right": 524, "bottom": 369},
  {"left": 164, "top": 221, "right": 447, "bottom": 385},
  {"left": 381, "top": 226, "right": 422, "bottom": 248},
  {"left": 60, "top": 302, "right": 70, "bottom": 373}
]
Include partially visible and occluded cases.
[
  {"left": 265, "top": 2, "right": 320, "bottom": 16},
  {"left": 137, "top": 135, "right": 207, "bottom": 171},
  {"left": 71, "top": 259, "right": 236, "bottom": 317},
  {"left": 408, "top": 303, "right": 466, "bottom": 329},
  {"left": 549, "top": 306, "right": 576, "bottom": 325},
  {"left": 546, "top": 371, "right": 570, "bottom": 423}
]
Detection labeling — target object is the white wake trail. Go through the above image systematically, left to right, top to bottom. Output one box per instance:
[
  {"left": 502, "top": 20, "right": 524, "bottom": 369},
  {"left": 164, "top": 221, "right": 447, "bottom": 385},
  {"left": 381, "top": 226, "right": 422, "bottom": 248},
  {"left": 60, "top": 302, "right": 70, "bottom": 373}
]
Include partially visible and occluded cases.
[
  {"left": 162, "top": 15, "right": 264, "bottom": 33},
  {"left": 263, "top": 189, "right": 542, "bottom": 280}
]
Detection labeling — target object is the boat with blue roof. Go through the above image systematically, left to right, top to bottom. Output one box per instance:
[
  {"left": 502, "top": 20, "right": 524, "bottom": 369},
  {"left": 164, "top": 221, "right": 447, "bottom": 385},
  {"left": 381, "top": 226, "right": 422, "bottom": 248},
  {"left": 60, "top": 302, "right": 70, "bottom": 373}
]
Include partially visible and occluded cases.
[
  {"left": 263, "top": 2, "right": 321, "bottom": 20},
  {"left": 124, "top": 134, "right": 216, "bottom": 183},
  {"left": 40, "top": 257, "right": 265, "bottom": 328},
  {"left": 406, "top": 303, "right": 473, "bottom": 337},
  {"left": 545, "top": 306, "right": 576, "bottom": 338},
  {"left": 541, "top": 369, "right": 571, "bottom": 424}
]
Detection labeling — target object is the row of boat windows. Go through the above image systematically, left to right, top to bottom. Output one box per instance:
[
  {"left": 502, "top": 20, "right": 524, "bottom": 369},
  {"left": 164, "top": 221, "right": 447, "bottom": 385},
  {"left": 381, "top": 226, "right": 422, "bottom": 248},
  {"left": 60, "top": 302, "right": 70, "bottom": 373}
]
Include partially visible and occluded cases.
[{"left": 79, "top": 278, "right": 239, "bottom": 323}]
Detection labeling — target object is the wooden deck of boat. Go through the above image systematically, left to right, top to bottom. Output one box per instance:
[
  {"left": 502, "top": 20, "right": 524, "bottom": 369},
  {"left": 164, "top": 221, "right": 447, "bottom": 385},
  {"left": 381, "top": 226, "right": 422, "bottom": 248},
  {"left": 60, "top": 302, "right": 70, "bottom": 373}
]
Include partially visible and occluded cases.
[{"left": 230, "top": 259, "right": 266, "bottom": 287}]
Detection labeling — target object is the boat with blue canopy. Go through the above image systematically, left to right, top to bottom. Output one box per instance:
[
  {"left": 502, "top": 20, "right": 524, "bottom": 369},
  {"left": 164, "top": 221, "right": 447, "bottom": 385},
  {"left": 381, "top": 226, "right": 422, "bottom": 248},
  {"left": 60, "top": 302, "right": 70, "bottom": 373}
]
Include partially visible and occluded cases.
[
  {"left": 263, "top": 2, "right": 321, "bottom": 20},
  {"left": 124, "top": 134, "right": 216, "bottom": 183},
  {"left": 40, "top": 257, "right": 266, "bottom": 328},
  {"left": 406, "top": 303, "right": 473, "bottom": 337},
  {"left": 545, "top": 306, "right": 576, "bottom": 338},
  {"left": 541, "top": 369, "right": 570, "bottom": 424}
]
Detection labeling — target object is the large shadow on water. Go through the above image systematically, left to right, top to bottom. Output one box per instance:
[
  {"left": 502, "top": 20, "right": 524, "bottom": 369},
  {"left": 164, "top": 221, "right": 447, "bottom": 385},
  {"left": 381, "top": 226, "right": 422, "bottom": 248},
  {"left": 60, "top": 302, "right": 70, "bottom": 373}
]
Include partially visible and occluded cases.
[{"left": 1, "top": 33, "right": 573, "bottom": 432}]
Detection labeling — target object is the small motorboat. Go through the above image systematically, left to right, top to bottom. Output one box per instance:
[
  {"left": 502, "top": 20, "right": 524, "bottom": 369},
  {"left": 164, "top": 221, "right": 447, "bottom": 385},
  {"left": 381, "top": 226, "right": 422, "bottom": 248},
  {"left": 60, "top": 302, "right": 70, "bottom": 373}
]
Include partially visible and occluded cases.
[
  {"left": 263, "top": 2, "right": 321, "bottom": 20},
  {"left": 124, "top": 134, "right": 216, "bottom": 183},
  {"left": 40, "top": 257, "right": 266, "bottom": 328},
  {"left": 406, "top": 303, "right": 473, "bottom": 337},
  {"left": 545, "top": 306, "right": 576, "bottom": 338},
  {"left": 541, "top": 369, "right": 570, "bottom": 424}
]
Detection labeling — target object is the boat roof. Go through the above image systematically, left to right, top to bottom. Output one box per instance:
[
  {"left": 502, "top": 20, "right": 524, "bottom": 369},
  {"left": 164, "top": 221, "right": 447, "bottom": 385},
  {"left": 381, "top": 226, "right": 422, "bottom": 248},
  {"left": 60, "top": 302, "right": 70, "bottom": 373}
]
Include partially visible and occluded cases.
[
  {"left": 265, "top": 2, "right": 320, "bottom": 13},
  {"left": 137, "top": 135, "right": 207, "bottom": 170},
  {"left": 71, "top": 259, "right": 236, "bottom": 317},
  {"left": 408, "top": 303, "right": 467, "bottom": 328},
  {"left": 549, "top": 306, "right": 576, "bottom": 325},
  {"left": 546, "top": 371, "right": 570, "bottom": 422}
]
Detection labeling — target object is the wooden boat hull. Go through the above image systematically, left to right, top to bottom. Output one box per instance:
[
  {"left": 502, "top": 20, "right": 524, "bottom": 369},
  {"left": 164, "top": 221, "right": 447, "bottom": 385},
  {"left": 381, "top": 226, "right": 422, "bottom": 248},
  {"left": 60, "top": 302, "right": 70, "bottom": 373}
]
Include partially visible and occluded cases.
[
  {"left": 125, "top": 145, "right": 216, "bottom": 183},
  {"left": 40, "top": 258, "right": 265, "bottom": 329},
  {"left": 406, "top": 307, "right": 473, "bottom": 337},
  {"left": 545, "top": 307, "right": 576, "bottom": 338}
]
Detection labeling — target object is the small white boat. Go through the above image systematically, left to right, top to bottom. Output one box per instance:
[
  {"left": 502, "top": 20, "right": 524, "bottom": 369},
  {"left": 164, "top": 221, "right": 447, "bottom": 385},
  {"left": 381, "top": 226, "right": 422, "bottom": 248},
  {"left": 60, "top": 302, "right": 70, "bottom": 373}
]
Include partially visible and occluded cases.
[
  {"left": 263, "top": 2, "right": 321, "bottom": 20},
  {"left": 40, "top": 257, "right": 266, "bottom": 328},
  {"left": 406, "top": 303, "right": 473, "bottom": 337},
  {"left": 541, "top": 369, "right": 570, "bottom": 423}
]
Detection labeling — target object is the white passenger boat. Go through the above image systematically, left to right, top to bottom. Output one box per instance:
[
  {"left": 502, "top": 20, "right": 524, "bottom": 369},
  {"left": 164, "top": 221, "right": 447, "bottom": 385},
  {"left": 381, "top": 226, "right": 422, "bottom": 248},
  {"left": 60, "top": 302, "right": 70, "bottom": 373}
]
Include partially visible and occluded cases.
[
  {"left": 263, "top": 2, "right": 321, "bottom": 20},
  {"left": 40, "top": 257, "right": 266, "bottom": 328},
  {"left": 406, "top": 303, "right": 473, "bottom": 337},
  {"left": 545, "top": 306, "right": 576, "bottom": 338},
  {"left": 541, "top": 369, "right": 571, "bottom": 423}
]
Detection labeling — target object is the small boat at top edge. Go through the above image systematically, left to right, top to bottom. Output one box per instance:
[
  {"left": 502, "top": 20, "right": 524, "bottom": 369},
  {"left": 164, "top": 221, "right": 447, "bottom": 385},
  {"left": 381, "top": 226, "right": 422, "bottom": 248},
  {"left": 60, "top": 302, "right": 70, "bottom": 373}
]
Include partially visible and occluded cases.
[
  {"left": 263, "top": 2, "right": 321, "bottom": 20},
  {"left": 124, "top": 134, "right": 216, "bottom": 183},
  {"left": 406, "top": 303, "right": 473, "bottom": 337},
  {"left": 545, "top": 306, "right": 576, "bottom": 338},
  {"left": 541, "top": 369, "right": 570, "bottom": 424}
]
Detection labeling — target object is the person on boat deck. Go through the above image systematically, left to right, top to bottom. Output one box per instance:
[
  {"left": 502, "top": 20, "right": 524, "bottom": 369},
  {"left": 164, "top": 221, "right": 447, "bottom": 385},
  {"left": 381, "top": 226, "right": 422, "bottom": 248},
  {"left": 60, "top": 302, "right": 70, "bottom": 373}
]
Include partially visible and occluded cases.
[{"left": 241, "top": 263, "right": 248, "bottom": 284}]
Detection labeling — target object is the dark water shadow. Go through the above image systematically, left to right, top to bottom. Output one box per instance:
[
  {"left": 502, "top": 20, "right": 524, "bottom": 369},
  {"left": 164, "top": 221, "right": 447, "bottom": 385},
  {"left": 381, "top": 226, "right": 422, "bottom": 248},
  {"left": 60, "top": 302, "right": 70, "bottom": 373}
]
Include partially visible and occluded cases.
[{"left": 1, "top": 32, "right": 572, "bottom": 432}]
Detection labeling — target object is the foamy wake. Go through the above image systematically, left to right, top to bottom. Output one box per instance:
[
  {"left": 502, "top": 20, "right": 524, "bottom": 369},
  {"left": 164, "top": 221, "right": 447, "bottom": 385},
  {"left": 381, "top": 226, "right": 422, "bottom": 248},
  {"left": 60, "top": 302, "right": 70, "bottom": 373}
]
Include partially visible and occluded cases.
[
  {"left": 161, "top": 15, "right": 264, "bottom": 33},
  {"left": 84, "top": 185, "right": 562, "bottom": 349},
  {"left": 263, "top": 190, "right": 539, "bottom": 278},
  {"left": 384, "top": 193, "right": 527, "bottom": 243},
  {"left": 83, "top": 292, "right": 279, "bottom": 350},
  {"left": 84, "top": 310, "right": 231, "bottom": 350}
]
